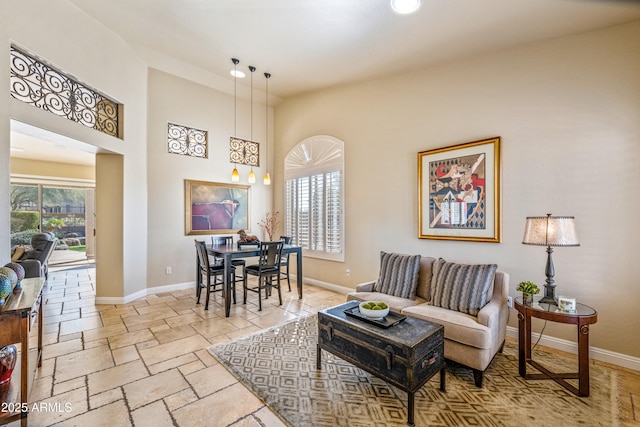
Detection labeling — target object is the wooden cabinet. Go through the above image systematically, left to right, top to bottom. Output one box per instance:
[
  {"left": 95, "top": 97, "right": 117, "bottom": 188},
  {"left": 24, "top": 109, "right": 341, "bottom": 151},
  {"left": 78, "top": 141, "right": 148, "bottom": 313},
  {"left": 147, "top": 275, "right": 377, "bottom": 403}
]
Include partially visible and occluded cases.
[{"left": 0, "top": 277, "right": 44, "bottom": 427}]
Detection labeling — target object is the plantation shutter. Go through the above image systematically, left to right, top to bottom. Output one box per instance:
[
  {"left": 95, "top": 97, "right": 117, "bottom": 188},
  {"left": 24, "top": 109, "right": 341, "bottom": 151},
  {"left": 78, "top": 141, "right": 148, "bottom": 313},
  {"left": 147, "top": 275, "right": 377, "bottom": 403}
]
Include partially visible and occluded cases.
[{"left": 284, "top": 136, "right": 344, "bottom": 261}]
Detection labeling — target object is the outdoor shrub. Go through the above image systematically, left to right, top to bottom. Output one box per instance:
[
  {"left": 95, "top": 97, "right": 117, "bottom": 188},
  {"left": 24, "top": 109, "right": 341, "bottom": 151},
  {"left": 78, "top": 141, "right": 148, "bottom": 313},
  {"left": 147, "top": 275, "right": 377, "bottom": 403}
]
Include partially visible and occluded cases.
[
  {"left": 10, "top": 211, "right": 39, "bottom": 233},
  {"left": 10, "top": 230, "right": 38, "bottom": 246}
]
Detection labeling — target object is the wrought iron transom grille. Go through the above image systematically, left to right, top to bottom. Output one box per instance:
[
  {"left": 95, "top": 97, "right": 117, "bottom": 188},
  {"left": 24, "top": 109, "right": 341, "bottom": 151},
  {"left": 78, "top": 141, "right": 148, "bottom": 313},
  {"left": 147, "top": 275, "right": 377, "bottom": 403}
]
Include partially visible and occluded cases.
[
  {"left": 10, "top": 46, "right": 121, "bottom": 138},
  {"left": 167, "top": 123, "right": 208, "bottom": 158},
  {"left": 230, "top": 137, "right": 260, "bottom": 167}
]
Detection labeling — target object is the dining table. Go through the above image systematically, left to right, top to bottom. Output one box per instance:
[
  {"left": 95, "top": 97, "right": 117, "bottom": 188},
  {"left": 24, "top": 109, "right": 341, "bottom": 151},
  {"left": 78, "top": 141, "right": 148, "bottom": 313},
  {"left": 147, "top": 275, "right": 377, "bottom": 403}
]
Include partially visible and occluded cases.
[{"left": 207, "top": 243, "right": 303, "bottom": 317}]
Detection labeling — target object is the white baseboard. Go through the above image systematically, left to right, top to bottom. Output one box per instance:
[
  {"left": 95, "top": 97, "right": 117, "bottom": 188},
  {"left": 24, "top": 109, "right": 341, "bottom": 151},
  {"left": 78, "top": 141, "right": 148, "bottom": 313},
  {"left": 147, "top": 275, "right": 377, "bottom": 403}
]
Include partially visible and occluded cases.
[
  {"left": 303, "top": 276, "right": 354, "bottom": 295},
  {"left": 96, "top": 277, "right": 640, "bottom": 372},
  {"left": 308, "top": 278, "right": 640, "bottom": 372},
  {"left": 95, "top": 281, "right": 194, "bottom": 305},
  {"left": 505, "top": 326, "right": 640, "bottom": 372}
]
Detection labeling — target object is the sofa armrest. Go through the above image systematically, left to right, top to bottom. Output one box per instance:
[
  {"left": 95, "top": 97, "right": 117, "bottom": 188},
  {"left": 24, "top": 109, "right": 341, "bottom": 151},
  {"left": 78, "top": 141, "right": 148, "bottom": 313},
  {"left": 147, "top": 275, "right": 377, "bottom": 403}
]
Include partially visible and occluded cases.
[
  {"left": 18, "top": 259, "right": 42, "bottom": 278},
  {"left": 478, "top": 271, "right": 509, "bottom": 330},
  {"left": 354, "top": 281, "right": 375, "bottom": 292},
  {"left": 477, "top": 299, "right": 501, "bottom": 329}
]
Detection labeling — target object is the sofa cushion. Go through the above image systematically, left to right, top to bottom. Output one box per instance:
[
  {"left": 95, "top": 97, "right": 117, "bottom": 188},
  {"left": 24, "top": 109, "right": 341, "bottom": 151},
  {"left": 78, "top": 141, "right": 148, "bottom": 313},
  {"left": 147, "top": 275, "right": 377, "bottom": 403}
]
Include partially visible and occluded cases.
[
  {"left": 30, "top": 233, "right": 54, "bottom": 251},
  {"left": 11, "top": 246, "right": 25, "bottom": 262},
  {"left": 23, "top": 249, "right": 41, "bottom": 260},
  {"left": 374, "top": 252, "right": 421, "bottom": 299},
  {"left": 415, "top": 257, "right": 436, "bottom": 301},
  {"left": 430, "top": 259, "right": 497, "bottom": 316},
  {"left": 402, "top": 304, "right": 492, "bottom": 349}
]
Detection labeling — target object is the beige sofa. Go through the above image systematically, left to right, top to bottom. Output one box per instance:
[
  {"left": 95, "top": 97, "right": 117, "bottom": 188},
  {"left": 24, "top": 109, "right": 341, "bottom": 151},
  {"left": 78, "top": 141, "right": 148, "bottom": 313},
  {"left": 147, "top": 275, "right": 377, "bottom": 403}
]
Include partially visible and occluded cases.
[{"left": 347, "top": 256, "right": 509, "bottom": 387}]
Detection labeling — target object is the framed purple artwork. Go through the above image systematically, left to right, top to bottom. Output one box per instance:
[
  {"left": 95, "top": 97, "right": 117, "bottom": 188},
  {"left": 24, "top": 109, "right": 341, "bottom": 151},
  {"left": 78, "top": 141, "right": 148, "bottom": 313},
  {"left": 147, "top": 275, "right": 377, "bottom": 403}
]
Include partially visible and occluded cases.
[{"left": 185, "top": 179, "right": 250, "bottom": 235}]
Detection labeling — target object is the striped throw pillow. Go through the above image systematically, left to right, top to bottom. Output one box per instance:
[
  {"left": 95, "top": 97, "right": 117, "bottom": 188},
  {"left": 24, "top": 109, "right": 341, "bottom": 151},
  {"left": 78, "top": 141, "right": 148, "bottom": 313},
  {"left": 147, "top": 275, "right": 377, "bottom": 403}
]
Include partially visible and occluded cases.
[
  {"left": 374, "top": 252, "right": 421, "bottom": 299},
  {"left": 430, "top": 258, "right": 497, "bottom": 316}
]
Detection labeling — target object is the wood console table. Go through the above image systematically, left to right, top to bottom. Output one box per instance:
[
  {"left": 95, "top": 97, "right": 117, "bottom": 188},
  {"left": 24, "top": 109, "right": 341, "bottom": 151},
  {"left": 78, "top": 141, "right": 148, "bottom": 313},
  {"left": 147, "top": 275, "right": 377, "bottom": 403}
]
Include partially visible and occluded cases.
[
  {"left": 0, "top": 277, "right": 45, "bottom": 426},
  {"left": 515, "top": 296, "right": 597, "bottom": 397}
]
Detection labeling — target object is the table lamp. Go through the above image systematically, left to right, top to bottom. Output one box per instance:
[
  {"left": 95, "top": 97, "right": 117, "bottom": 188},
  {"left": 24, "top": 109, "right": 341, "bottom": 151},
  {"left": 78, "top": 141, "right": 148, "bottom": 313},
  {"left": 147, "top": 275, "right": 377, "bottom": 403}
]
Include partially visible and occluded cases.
[{"left": 522, "top": 214, "right": 579, "bottom": 304}]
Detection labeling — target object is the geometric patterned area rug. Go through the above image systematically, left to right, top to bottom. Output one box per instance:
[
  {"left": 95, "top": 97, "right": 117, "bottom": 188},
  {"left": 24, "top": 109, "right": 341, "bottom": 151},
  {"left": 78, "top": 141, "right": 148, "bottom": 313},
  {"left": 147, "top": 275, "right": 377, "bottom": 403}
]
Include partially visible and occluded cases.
[{"left": 208, "top": 315, "right": 618, "bottom": 427}]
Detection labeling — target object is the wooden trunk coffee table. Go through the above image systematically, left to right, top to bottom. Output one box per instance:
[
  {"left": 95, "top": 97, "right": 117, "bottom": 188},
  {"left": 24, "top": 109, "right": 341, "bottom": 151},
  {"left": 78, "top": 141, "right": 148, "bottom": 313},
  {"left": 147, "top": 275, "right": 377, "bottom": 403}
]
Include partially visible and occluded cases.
[{"left": 317, "top": 301, "right": 445, "bottom": 427}]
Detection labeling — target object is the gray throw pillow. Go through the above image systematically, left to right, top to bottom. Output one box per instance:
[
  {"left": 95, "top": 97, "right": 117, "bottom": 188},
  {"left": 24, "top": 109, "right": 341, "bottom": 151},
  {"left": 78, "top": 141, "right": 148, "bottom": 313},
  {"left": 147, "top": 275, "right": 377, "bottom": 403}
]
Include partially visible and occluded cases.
[
  {"left": 374, "top": 251, "right": 421, "bottom": 299},
  {"left": 430, "top": 258, "right": 497, "bottom": 316}
]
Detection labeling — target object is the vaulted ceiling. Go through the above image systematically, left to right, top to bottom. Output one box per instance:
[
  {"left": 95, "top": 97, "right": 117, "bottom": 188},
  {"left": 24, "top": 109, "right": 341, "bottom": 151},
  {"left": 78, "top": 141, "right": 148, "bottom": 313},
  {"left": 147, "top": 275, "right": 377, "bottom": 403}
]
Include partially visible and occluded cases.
[
  {"left": 11, "top": 0, "right": 640, "bottom": 165},
  {"left": 66, "top": 0, "right": 640, "bottom": 99}
]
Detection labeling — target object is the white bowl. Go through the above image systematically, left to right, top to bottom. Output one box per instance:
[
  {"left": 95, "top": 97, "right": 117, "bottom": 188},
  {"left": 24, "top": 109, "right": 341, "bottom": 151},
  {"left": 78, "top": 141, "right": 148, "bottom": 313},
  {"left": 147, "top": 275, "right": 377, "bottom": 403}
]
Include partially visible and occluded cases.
[{"left": 358, "top": 301, "right": 390, "bottom": 319}]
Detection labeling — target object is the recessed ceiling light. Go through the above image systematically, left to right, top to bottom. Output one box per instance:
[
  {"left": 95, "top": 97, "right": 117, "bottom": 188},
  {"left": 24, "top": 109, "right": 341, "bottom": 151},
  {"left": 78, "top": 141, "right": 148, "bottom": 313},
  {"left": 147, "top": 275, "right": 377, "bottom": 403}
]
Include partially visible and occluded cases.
[
  {"left": 391, "top": 0, "right": 420, "bottom": 14},
  {"left": 230, "top": 70, "right": 246, "bottom": 78}
]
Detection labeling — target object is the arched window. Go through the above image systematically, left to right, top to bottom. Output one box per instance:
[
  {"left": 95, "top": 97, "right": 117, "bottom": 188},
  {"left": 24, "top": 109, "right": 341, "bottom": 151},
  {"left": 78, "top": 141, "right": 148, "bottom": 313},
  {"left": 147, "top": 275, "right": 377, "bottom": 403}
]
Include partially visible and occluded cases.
[{"left": 284, "top": 135, "right": 344, "bottom": 261}]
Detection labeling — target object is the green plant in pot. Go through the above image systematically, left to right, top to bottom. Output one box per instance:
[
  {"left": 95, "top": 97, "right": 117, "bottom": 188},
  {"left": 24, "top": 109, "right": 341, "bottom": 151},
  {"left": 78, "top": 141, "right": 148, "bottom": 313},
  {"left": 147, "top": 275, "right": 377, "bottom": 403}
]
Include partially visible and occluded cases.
[{"left": 516, "top": 281, "right": 540, "bottom": 305}]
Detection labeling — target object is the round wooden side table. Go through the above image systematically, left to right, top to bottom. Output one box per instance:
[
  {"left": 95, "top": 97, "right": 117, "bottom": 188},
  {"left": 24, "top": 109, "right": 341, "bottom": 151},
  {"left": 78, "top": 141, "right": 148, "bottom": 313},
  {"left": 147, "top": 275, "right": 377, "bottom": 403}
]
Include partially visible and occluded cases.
[{"left": 514, "top": 296, "right": 597, "bottom": 397}]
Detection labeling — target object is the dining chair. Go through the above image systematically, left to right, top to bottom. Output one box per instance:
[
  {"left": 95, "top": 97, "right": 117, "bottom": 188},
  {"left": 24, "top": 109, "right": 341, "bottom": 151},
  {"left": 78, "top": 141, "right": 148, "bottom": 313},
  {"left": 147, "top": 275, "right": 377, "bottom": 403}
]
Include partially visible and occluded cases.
[
  {"left": 211, "top": 235, "right": 245, "bottom": 283},
  {"left": 279, "top": 236, "right": 292, "bottom": 291},
  {"left": 195, "top": 240, "right": 236, "bottom": 310},
  {"left": 242, "top": 240, "right": 284, "bottom": 311}
]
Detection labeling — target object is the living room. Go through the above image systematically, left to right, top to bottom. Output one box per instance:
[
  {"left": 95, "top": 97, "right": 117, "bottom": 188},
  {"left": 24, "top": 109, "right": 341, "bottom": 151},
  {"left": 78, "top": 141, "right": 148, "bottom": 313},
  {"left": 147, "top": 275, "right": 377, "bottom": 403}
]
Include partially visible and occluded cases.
[{"left": 1, "top": 0, "right": 639, "bottom": 425}]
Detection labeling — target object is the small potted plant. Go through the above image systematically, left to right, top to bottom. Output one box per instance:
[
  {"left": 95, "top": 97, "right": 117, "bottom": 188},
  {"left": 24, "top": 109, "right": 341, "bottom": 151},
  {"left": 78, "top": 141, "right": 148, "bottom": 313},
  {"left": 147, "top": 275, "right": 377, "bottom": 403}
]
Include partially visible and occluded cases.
[{"left": 516, "top": 281, "right": 540, "bottom": 306}]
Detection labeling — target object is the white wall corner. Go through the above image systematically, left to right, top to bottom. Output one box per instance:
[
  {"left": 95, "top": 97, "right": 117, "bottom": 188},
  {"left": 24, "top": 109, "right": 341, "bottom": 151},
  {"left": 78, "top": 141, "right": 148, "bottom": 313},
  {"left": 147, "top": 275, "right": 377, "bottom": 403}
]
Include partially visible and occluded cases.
[{"left": 95, "top": 281, "right": 195, "bottom": 305}]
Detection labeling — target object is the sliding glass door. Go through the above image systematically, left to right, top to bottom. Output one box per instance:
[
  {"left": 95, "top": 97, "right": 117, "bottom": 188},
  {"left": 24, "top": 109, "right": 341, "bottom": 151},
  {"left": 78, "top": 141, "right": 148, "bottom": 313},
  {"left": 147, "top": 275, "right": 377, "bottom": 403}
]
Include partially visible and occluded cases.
[{"left": 10, "top": 183, "right": 95, "bottom": 264}]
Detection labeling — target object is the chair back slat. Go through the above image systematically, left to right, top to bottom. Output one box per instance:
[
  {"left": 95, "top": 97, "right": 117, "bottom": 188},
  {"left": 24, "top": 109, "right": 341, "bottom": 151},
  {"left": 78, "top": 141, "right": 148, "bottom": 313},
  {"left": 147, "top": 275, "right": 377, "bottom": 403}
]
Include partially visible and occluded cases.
[
  {"left": 211, "top": 236, "right": 233, "bottom": 246},
  {"left": 194, "top": 240, "right": 210, "bottom": 270},
  {"left": 259, "top": 241, "right": 283, "bottom": 269}
]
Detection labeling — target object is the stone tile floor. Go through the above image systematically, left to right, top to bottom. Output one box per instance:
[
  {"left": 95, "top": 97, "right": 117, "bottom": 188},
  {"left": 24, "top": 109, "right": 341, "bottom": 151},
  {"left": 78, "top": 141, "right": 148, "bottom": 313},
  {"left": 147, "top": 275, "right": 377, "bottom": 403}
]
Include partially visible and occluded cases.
[{"left": 8, "top": 266, "right": 639, "bottom": 426}]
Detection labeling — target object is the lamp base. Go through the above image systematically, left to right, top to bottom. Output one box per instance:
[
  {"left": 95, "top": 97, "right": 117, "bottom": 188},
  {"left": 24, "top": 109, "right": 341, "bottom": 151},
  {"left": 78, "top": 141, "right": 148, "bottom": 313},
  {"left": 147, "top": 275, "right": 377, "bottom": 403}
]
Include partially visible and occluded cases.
[
  {"left": 539, "top": 281, "right": 557, "bottom": 305},
  {"left": 538, "top": 295, "right": 557, "bottom": 305}
]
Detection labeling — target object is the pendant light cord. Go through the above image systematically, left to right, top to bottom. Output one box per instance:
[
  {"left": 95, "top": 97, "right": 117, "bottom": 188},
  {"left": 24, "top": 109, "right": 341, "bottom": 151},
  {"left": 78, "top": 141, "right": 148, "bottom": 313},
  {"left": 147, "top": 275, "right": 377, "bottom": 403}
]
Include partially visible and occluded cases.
[
  {"left": 233, "top": 60, "right": 237, "bottom": 137},
  {"left": 249, "top": 66, "right": 255, "bottom": 141},
  {"left": 265, "top": 73, "right": 270, "bottom": 168}
]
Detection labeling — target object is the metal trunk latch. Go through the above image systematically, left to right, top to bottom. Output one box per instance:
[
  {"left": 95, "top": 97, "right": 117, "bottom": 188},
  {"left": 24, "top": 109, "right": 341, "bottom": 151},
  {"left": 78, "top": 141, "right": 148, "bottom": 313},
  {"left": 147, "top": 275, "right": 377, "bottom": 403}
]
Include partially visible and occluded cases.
[{"left": 385, "top": 345, "right": 394, "bottom": 370}]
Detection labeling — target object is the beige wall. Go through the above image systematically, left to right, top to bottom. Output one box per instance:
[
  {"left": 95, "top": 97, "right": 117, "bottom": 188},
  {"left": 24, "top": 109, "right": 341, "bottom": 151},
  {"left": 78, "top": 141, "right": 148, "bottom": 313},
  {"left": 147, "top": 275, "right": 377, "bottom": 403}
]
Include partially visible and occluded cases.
[
  {"left": 1, "top": 0, "right": 149, "bottom": 299},
  {"left": 1, "top": 0, "right": 638, "bottom": 359},
  {"left": 274, "top": 22, "right": 640, "bottom": 358},
  {"left": 145, "top": 69, "right": 273, "bottom": 288},
  {"left": 96, "top": 154, "right": 124, "bottom": 297},
  {"left": 11, "top": 158, "right": 95, "bottom": 181}
]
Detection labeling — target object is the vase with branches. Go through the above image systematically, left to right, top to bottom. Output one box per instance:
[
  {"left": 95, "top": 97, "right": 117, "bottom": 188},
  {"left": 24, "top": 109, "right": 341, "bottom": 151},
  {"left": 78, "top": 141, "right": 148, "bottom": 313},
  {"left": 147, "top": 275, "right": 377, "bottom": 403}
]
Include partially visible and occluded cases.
[{"left": 258, "top": 211, "right": 279, "bottom": 241}]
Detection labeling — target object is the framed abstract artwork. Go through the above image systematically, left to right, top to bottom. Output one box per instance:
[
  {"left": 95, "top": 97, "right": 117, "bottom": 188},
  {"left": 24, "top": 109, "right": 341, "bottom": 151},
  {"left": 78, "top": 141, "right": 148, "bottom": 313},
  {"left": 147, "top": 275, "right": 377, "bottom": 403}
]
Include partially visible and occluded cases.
[
  {"left": 418, "top": 137, "right": 501, "bottom": 242},
  {"left": 185, "top": 180, "right": 250, "bottom": 235}
]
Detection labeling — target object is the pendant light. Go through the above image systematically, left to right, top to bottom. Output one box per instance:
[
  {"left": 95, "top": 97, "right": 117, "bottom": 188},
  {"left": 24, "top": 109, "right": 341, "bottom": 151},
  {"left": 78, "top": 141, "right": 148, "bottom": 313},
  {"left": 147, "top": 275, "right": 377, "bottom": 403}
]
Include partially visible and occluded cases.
[
  {"left": 231, "top": 58, "right": 240, "bottom": 182},
  {"left": 248, "top": 65, "right": 256, "bottom": 183},
  {"left": 263, "top": 72, "right": 271, "bottom": 185}
]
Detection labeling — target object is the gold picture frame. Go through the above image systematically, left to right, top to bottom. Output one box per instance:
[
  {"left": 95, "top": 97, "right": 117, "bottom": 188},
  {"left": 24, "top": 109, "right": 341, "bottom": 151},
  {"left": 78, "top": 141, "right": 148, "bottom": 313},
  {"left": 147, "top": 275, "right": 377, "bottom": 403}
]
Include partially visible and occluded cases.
[
  {"left": 418, "top": 137, "right": 501, "bottom": 242},
  {"left": 185, "top": 179, "right": 251, "bottom": 235}
]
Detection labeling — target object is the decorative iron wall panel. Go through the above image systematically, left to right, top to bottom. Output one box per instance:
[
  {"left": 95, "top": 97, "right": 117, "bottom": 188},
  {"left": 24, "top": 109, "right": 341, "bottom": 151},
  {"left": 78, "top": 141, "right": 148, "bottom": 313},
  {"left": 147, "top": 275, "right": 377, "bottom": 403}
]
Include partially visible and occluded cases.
[
  {"left": 10, "top": 46, "right": 120, "bottom": 138},
  {"left": 167, "top": 123, "right": 208, "bottom": 158},
  {"left": 230, "top": 137, "right": 259, "bottom": 167}
]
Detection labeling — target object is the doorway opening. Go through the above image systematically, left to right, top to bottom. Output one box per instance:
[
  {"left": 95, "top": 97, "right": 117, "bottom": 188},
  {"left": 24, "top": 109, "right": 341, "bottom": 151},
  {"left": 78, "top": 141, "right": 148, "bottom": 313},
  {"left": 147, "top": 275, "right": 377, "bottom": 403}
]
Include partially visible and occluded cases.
[
  {"left": 10, "top": 120, "right": 97, "bottom": 270},
  {"left": 10, "top": 183, "right": 95, "bottom": 267}
]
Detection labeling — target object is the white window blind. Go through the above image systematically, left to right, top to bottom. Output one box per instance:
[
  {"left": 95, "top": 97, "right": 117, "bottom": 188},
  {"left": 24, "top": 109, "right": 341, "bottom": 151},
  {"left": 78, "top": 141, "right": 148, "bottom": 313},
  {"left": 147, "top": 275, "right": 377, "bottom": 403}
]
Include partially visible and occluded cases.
[{"left": 285, "top": 136, "right": 344, "bottom": 261}]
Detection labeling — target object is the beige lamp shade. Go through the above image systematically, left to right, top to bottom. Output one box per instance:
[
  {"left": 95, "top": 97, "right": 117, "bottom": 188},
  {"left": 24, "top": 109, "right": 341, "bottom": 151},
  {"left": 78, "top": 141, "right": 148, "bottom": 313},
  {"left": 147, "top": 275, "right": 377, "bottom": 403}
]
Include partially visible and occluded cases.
[{"left": 522, "top": 215, "right": 579, "bottom": 247}]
